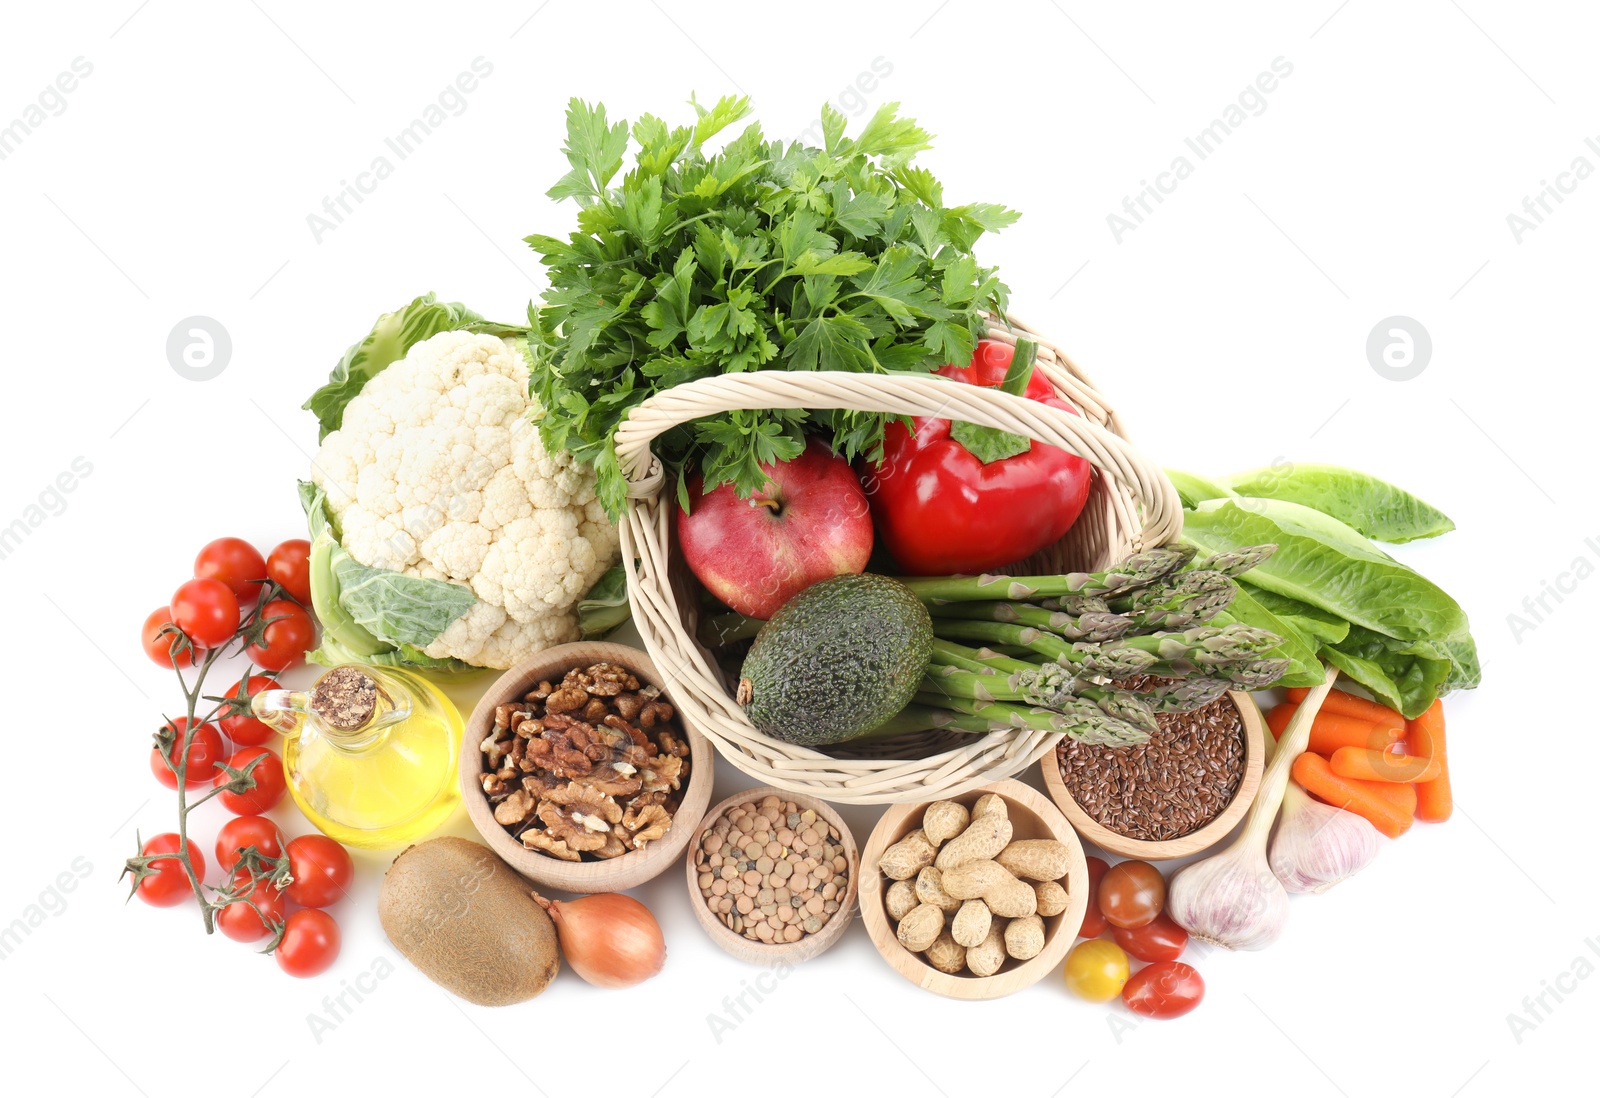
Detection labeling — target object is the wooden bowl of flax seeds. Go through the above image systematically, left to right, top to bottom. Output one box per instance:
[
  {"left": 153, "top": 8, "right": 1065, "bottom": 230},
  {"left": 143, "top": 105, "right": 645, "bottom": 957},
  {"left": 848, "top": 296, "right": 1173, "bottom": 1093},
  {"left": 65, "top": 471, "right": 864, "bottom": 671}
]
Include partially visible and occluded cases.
[{"left": 1041, "top": 686, "right": 1268, "bottom": 860}]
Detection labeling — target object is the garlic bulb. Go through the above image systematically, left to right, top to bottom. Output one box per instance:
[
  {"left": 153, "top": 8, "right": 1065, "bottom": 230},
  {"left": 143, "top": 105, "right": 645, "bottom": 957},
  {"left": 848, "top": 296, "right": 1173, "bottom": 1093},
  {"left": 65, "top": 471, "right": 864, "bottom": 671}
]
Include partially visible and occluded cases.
[
  {"left": 1167, "top": 666, "right": 1339, "bottom": 951},
  {"left": 1269, "top": 782, "right": 1381, "bottom": 894},
  {"left": 1168, "top": 844, "right": 1290, "bottom": 951}
]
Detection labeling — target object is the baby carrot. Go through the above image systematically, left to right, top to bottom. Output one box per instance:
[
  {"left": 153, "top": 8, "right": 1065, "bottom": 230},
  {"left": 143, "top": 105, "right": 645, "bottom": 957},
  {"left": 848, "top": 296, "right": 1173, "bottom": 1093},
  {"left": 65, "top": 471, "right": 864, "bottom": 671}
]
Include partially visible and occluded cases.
[
  {"left": 1287, "top": 686, "right": 1405, "bottom": 727},
  {"left": 1408, "top": 700, "right": 1452, "bottom": 823},
  {"left": 1267, "top": 704, "right": 1402, "bottom": 756},
  {"left": 1329, "top": 746, "right": 1442, "bottom": 784},
  {"left": 1291, "top": 752, "right": 1415, "bottom": 838}
]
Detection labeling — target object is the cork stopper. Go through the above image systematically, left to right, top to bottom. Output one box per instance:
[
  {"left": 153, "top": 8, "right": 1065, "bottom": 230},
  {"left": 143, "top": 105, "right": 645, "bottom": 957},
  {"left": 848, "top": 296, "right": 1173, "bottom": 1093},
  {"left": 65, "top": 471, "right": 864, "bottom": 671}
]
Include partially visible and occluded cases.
[{"left": 310, "top": 666, "right": 379, "bottom": 731}]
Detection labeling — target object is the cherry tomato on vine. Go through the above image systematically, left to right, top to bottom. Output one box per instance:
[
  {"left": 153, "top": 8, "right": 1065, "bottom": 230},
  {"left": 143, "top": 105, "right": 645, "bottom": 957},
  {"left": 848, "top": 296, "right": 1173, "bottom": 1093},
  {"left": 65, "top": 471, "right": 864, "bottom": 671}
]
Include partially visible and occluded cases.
[
  {"left": 194, "top": 537, "right": 269, "bottom": 602},
  {"left": 267, "top": 539, "right": 312, "bottom": 604},
  {"left": 171, "top": 578, "right": 240, "bottom": 649},
  {"left": 246, "top": 600, "right": 314, "bottom": 672},
  {"left": 140, "top": 607, "right": 201, "bottom": 668},
  {"left": 217, "top": 674, "right": 282, "bottom": 747},
  {"left": 149, "top": 718, "right": 226, "bottom": 790},
  {"left": 215, "top": 746, "right": 286, "bottom": 814},
  {"left": 214, "top": 814, "right": 283, "bottom": 869},
  {"left": 133, "top": 833, "right": 204, "bottom": 907},
  {"left": 285, "top": 835, "right": 354, "bottom": 909},
  {"left": 1077, "top": 856, "right": 1110, "bottom": 938},
  {"left": 1099, "top": 860, "right": 1166, "bottom": 930},
  {"left": 217, "top": 872, "right": 286, "bottom": 943},
  {"left": 276, "top": 909, "right": 341, "bottom": 978},
  {"left": 1112, "top": 912, "right": 1189, "bottom": 963},
  {"left": 1063, "top": 939, "right": 1130, "bottom": 1002},
  {"left": 1121, "top": 961, "right": 1206, "bottom": 1019}
]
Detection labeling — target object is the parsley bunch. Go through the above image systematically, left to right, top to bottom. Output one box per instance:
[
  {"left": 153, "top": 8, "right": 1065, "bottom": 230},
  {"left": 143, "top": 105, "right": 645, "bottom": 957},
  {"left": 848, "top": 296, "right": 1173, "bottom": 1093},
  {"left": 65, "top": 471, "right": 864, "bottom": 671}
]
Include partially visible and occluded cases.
[{"left": 525, "top": 96, "right": 1019, "bottom": 517}]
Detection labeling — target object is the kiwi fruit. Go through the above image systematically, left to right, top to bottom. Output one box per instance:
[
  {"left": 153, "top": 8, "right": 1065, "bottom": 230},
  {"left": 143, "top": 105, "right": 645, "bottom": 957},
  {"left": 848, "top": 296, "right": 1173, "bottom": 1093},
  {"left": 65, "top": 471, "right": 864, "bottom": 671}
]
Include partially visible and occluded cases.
[{"left": 378, "top": 837, "right": 559, "bottom": 1006}]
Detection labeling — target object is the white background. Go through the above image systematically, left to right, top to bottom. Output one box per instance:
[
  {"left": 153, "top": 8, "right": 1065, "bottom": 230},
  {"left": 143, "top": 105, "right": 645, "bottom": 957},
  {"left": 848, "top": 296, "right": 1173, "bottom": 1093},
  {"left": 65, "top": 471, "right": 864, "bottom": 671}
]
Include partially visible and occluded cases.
[{"left": 0, "top": 2, "right": 1590, "bottom": 1095}]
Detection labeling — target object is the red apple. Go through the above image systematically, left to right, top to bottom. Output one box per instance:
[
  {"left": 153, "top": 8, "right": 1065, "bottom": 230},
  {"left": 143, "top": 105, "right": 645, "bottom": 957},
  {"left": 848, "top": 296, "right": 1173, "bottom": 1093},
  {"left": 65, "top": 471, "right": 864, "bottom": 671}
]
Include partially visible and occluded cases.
[{"left": 678, "top": 438, "right": 873, "bottom": 619}]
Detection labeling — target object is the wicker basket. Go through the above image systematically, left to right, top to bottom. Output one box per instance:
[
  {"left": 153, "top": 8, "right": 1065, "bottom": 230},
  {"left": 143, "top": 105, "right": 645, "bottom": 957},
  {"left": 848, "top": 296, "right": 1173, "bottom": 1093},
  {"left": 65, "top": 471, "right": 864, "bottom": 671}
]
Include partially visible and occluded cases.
[{"left": 610, "top": 315, "right": 1183, "bottom": 805}]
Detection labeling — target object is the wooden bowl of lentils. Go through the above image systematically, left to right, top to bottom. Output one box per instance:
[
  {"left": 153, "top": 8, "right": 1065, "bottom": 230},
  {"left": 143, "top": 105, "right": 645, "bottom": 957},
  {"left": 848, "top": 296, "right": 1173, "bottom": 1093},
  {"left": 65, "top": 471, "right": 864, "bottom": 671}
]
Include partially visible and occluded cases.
[
  {"left": 1041, "top": 686, "right": 1267, "bottom": 860},
  {"left": 685, "top": 787, "right": 859, "bottom": 964}
]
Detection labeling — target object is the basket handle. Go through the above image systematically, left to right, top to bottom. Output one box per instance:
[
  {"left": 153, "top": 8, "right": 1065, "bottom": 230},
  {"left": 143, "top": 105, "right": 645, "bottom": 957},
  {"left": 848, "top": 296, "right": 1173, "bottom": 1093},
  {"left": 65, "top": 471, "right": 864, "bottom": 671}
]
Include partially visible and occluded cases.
[{"left": 611, "top": 370, "right": 1183, "bottom": 547}]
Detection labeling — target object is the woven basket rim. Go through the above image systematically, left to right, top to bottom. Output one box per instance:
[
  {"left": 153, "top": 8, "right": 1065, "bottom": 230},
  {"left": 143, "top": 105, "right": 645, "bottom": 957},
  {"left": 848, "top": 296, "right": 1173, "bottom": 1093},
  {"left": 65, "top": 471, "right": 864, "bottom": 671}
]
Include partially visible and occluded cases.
[{"left": 612, "top": 314, "right": 1182, "bottom": 805}]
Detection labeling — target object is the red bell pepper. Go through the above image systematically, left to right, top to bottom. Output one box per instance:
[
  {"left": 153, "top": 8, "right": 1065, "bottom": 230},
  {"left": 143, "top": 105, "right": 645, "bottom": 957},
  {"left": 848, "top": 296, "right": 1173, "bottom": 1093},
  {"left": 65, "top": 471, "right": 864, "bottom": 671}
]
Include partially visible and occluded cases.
[{"left": 862, "top": 338, "right": 1092, "bottom": 575}]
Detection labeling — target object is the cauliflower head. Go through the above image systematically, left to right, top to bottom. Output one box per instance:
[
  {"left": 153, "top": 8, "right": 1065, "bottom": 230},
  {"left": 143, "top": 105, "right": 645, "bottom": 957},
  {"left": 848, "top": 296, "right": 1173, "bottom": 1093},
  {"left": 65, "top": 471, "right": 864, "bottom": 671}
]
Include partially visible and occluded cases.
[{"left": 310, "top": 328, "right": 618, "bottom": 668}]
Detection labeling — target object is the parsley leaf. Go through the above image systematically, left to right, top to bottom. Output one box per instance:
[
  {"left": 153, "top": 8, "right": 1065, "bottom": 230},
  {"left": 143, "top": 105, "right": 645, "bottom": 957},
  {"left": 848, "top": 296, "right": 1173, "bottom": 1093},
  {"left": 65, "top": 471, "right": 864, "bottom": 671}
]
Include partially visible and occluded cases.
[{"left": 528, "top": 97, "right": 1019, "bottom": 517}]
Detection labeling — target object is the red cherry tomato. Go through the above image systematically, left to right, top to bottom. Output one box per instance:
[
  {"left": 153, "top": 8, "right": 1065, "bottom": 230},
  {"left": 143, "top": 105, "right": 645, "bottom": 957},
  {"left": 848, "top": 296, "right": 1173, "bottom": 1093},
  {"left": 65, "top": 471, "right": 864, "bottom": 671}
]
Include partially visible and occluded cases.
[
  {"left": 194, "top": 537, "right": 269, "bottom": 602},
  {"left": 267, "top": 539, "right": 312, "bottom": 604},
  {"left": 171, "top": 578, "right": 240, "bottom": 649},
  {"left": 246, "top": 600, "right": 314, "bottom": 672},
  {"left": 140, "top": 607, "right": 201, "bottom": 668},
  {"left": 217, "top": 674, "right": 282, "bottom": 747},
  {"left": 149, "top": 718, "right": 226, "bottom": 790},
  {"left": 215, "top": 746, "right": 286, "bottom": 815},
  {"left": 214, "top": 814, "right": 284, "bottom": 870},
  {"left": 133, "top": 833, "right": 204, "bottom": 907},
  {"left": 285, "top": 835, "right": 355, "bottom": 908},
  {"left": 1078, "top": 856, "right": 1110, "bottom": 938},
  {"left": 1099, "top": 860, "right": 1166, "bottom": 930},
  {"left": 217, "top": 872, "right": 286, "bottom": 943},
  {"left": 276, "top": 909, "right": 341, "bottom": 978},
  {"left": 1112, "top": 911, "right": 1189, "bottom": 962},
  {"left": 1121, "top": 960, "right": 1206, "bottom": 1019}
]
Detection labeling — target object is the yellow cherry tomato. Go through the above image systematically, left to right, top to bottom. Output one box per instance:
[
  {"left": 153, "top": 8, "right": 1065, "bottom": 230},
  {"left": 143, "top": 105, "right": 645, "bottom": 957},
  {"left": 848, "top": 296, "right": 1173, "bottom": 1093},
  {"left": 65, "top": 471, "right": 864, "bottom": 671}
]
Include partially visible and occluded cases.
[{"left": 1064, "top": 939, "right": 1131, "bottom": 1002}]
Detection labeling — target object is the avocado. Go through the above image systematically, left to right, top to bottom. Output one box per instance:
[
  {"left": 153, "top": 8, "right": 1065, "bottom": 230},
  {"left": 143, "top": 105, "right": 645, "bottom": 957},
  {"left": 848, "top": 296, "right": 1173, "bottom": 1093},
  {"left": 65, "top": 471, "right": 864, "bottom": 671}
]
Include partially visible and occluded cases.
[{"left": 737, "top": 573, "right": 933, "bottom": 747}]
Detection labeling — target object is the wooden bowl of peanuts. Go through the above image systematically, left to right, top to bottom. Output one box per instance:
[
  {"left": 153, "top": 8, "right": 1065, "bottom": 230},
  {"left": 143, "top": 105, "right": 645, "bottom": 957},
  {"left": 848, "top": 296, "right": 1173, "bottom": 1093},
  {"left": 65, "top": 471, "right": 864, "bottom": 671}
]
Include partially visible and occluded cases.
[
  {"left": 460, "top": 641, "right": 715, "bottom": 894},
  {"left": 858, "top": 779, "right": 1088, "bottom": 1000},
  {"left": 685, "top": 787, "right": 860, "bottom": 964}
]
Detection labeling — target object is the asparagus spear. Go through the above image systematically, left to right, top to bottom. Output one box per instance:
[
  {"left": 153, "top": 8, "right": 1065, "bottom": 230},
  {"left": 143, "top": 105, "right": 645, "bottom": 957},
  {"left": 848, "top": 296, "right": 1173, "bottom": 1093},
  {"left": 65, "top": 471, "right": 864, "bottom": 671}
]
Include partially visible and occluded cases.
[
  {"left": 1190, "top": 544, "right": 1278, "bottom": 579},
  {"left": 898, "top": 545, "right": 1196, "bottom": 604},
  {"left": 928, "top": 600, "right": 1132, "bottom": 643},
  {"left": 932, "top": 618, "right": 1161, "bottom": 677},
  {"left": 910, "top": 691, "right": 1150, "bottom": 747}
]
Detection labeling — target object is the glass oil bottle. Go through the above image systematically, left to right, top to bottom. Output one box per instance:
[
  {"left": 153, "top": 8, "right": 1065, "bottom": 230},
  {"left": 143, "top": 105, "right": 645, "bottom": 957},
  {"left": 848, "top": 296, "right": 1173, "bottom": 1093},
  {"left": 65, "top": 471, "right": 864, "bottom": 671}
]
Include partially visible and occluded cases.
[{"left": 252, "top": 664, "right": 463, "bottom": 848}]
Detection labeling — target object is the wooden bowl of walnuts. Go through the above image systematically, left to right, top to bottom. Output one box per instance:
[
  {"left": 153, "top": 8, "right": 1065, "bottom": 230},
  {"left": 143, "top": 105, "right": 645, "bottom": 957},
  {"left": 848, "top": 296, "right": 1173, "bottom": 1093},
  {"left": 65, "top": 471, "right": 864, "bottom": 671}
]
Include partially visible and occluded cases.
[
  {"left": 460, "top": 641, "right": 714, "bottom": 894},
  {"left": 858, "top": 779, "right": 1088, "bottom": 1000}
]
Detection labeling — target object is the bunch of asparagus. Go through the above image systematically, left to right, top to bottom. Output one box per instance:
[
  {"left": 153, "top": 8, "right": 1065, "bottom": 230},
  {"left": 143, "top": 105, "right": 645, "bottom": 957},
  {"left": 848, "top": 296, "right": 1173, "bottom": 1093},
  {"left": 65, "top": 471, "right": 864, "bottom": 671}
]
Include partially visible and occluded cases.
[{"left": 888, "top": 544, "right": 1287, "bottom": 747}]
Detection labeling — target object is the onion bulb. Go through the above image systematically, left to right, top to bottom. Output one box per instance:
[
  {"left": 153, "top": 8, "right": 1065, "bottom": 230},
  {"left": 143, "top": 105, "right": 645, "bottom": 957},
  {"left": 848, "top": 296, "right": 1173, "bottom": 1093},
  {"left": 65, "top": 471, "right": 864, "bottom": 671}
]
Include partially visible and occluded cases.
[{"left": 534, "top": 892, "right": 665, "bottom": 988}]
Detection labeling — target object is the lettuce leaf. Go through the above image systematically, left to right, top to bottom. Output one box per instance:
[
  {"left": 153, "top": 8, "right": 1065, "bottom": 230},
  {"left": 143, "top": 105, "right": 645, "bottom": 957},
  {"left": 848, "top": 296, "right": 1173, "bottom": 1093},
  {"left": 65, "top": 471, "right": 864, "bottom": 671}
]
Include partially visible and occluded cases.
[
  {"left": 1219, "top": 463, "right": 1455, "bottom": 543},
  {"left": 1183, "top": 500, "right": 1469, "bottom": 644}
]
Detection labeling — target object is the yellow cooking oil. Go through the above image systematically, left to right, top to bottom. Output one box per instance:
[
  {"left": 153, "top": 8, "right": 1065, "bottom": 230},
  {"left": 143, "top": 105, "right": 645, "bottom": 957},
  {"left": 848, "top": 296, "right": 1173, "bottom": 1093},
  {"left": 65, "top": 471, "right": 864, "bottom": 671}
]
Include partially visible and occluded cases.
[{"left": 252, "top": 665, "right": 463, "bottom": 849}]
